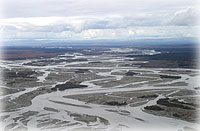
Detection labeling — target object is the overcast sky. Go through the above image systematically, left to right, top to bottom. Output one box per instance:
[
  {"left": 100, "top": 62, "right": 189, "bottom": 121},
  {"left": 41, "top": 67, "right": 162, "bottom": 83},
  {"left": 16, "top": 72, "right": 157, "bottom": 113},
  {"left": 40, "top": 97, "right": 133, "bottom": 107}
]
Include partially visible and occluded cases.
[{"left": 0, "top": 0, "right": 199, "bottom": 41}]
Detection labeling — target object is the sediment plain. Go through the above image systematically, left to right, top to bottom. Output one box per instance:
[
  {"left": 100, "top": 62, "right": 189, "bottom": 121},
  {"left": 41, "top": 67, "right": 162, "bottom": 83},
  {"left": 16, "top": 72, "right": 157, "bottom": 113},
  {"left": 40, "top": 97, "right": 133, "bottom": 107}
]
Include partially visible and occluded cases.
[{"left": 0, "top": 46, "right": 199, "bottom": 131}]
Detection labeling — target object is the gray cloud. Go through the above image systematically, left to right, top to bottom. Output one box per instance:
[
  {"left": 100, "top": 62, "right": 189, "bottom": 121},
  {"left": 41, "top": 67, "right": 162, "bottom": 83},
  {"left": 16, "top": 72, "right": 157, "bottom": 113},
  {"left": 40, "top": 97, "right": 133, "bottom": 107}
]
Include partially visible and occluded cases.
[
  {"left": 0, "top": 0, "right": 199, "bottom": 41},
  {"left": 1, "top": 0, "right": 198, "bottom": 18},
  {"left": 169, "top": 8, "right": 199, "bottom": 26}
]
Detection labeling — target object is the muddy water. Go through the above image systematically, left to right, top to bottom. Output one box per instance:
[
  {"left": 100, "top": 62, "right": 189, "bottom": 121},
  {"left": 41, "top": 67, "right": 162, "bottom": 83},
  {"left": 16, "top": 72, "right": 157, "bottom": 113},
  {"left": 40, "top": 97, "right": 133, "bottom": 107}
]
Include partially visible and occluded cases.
[{"left": 0, "top": 50, "right": 200, "bottom": 131}]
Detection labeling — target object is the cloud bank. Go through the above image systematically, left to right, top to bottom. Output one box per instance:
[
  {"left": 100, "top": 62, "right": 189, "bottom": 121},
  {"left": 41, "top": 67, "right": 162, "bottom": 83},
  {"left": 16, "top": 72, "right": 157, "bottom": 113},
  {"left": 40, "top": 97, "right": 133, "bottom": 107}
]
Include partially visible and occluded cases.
[{"left": 0, "top": 0, "right": 199, "bottom": 41}]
